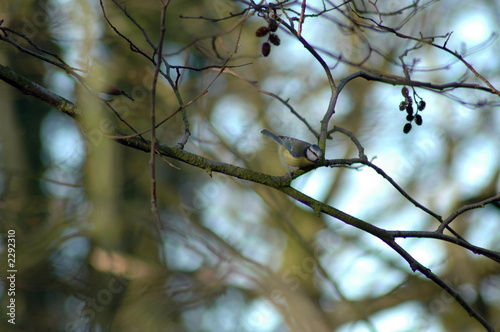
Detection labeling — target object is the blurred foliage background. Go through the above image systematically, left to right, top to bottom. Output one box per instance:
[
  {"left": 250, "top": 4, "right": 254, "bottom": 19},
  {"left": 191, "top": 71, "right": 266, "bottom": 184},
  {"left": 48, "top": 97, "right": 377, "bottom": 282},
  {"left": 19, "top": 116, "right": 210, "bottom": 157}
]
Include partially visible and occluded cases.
[{"left": 0, "top": 0, "right": 499, "bottom": 331}]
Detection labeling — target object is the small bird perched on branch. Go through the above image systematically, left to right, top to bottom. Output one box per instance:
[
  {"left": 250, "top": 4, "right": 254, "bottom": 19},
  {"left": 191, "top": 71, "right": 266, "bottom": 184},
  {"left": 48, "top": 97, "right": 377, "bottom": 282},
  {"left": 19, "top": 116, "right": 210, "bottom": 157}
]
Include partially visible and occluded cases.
[{"left": 261, "top": 129, "right": 322, "bottom": 168}]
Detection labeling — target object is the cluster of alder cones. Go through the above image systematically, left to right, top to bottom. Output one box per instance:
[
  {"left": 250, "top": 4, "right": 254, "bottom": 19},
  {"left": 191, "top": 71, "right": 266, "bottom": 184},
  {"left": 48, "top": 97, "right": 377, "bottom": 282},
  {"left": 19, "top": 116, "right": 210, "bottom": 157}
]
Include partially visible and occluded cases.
[
  {"left": 255, "top": 19, "right": 281, "bottom": 57},
  {"left": 400, "top": 86, "right": 425, "bottom": 133}
]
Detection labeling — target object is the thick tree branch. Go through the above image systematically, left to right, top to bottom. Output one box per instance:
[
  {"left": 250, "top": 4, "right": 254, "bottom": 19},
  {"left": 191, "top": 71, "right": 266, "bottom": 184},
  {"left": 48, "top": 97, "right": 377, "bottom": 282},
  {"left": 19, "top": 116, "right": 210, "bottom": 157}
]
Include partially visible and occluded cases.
[{"left": 0, "top": 64, "right": 78, "bottom": 117}]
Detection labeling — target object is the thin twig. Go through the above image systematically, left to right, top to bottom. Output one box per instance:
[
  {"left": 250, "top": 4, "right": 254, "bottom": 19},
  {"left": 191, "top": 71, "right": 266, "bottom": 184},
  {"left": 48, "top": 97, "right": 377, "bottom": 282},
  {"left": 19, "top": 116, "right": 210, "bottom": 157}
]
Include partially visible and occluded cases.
[
  {"left": 298, "top": 0, "right": 307, "bottom": 37},
  {"left": 149, "top": 1, "right": 171, "bottom": 232},
  {"left": 374, "top": 24, "right": 500, "bottom": 95},
  {"left": 215, "top": 68, "right": 319, "bottom": 137},
  {"left": 328, "top": 125, "right": 367, "bottom": 159},
  {"left": 322, "top": 157, "right": 466, "bottom": 240},
  {"left": 438, "top": 193, "right": 500, "bottom": 232},
  {"left": 388, "top": 230, "right": 500, "bottom": 263},
  {"left": 379, "top": 235, "right": 494, "bottom": 331}
]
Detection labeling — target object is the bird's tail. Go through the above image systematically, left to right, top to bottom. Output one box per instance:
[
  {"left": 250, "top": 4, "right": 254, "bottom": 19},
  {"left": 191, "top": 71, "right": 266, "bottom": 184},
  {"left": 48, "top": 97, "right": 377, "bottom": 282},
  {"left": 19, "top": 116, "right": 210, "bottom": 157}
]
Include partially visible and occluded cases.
[{"left": 261, "top": 129, "right": 283, "bottom": 145}]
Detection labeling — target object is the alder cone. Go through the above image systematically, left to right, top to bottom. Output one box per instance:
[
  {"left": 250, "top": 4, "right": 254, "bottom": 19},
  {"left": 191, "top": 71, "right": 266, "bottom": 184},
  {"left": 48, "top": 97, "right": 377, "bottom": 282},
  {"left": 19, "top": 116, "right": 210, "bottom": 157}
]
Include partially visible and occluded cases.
[{"left": 261, "top": 42, "right": 271, "bottom": 57}]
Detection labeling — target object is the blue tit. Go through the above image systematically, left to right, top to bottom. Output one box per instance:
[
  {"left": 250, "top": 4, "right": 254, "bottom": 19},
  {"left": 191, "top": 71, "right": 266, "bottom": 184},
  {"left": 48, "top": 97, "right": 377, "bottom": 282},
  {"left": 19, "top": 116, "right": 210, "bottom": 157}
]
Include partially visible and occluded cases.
[{"left": 261, "top": 129, "right": 323, "bottom": 168}]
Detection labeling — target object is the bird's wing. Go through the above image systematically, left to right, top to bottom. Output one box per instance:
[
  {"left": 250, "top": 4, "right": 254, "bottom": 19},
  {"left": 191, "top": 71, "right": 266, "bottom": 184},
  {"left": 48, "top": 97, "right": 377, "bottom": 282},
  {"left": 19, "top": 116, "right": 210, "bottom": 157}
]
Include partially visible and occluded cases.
[
  {"left": 261, "top": 129, "right": 311, "bottom": 158},
  {"left": 278, "top": 136, "right": 309, "bottom": 158}
]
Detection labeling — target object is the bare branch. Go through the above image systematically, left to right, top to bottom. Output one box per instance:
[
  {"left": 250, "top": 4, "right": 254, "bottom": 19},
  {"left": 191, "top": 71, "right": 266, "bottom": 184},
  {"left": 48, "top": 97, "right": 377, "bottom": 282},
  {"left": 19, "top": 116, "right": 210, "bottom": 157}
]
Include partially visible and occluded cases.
[{"left": 438, "top": 193, "right": 500, "bottom": 233}]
